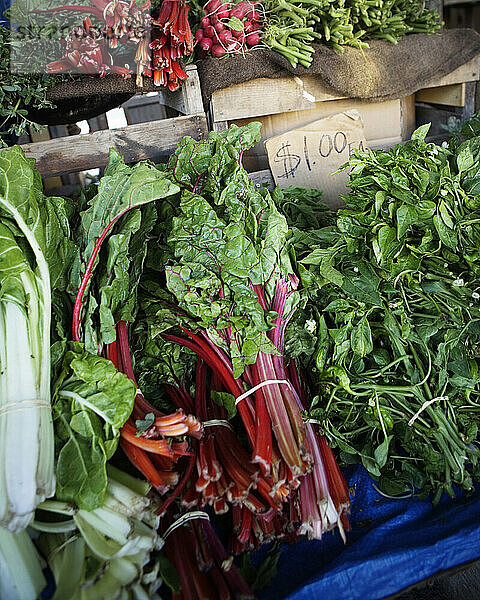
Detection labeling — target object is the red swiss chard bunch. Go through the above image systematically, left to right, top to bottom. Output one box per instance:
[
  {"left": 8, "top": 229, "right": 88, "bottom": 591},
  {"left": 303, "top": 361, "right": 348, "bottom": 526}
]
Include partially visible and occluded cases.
[
  {"left": 34, "top": 0, "right": 193, "bottom": 88},
  {"left": 132, "top": 123, "right": 351, "bottom": 542}
]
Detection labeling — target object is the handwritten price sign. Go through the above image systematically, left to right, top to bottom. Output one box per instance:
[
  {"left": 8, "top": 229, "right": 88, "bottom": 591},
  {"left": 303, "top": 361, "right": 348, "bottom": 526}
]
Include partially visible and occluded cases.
[{"left": 265, "top": 110, "right": 367, "bottom": 209}]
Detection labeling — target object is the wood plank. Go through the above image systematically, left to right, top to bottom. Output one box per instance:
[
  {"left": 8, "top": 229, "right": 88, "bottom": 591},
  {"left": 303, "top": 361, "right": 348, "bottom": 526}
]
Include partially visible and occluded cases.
[
  {"left": 444, "top": 0, "right": 475, "bottom": 6},
  {"left": 211, "top": 57, "right": 480, "bottom": 123},
  {"left": 423, "top": 57, "right": 480, "bottom": 88},
  {"left": 156, "top": 65, "right": 203, "bottom": 115},
  {"left": 182, "top": 65, "right": 205, "bottom": 115},
  {"left": 211, "top": 76, "right": 345, "bottom": 122},
  {"left": 463, "top": 81, "right": 476, "bottom": 120},
  {"left": 416, "top": 83, "right": 466, "bottom": 107},
  {"left": 400, "top": 95, "right": 416, "bottom": 139},
  {"left": 17, "top": 114, "right": 208, "bottom": 178},
  {"left": 28, "top": 126, "right": 63, "bottom": 191}
]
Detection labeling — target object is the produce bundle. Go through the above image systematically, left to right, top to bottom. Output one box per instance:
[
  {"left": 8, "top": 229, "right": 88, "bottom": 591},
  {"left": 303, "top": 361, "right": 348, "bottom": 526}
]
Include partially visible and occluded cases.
[
  {"left": 30, "top": 0, "right": 194, "bottom": 89},
  {"left": 194, "top": 0, "right": 263, "bottom": 58},
  {"left": 262, "top": 0, "right": 441, "bottom": 66},
  {"left": 67, "top": 124, "right": 350, "bottom": 544},
  {"left": 292, "top": 124, "right": 480, "bottom": 502},
  {"left": 0, "top": 146, "right": 74, "bottom": 531}
]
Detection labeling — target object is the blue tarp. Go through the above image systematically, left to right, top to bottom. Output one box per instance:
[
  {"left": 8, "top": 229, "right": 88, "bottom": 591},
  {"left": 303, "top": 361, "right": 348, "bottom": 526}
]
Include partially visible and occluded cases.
[
  {"left": 0, "top": 0, "right": 9, "bottom": 20},
  {"left": 260, "top": 465, "right": 480, "bottom": 600}
]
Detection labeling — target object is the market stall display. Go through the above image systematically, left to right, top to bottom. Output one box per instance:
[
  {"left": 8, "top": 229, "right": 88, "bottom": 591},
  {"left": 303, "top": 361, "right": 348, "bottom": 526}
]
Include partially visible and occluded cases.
[
  {"left": 4, "top": 0, "right": 480, "bottom": 594},
  {"left": 2, "top": 113, "right": 480, "bottom": 599}
]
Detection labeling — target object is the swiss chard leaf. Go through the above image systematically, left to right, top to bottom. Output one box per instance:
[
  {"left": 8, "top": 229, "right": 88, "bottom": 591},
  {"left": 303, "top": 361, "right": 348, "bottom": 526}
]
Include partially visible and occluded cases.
[{"left": 54, "top": 346, "right": 136, "bottom": 509}]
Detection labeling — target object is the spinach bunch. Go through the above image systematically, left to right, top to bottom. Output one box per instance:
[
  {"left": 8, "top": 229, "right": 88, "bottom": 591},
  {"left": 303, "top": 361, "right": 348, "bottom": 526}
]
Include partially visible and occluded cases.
[{"left": 296, "top": 125, "right": 480, "bottom": 502}]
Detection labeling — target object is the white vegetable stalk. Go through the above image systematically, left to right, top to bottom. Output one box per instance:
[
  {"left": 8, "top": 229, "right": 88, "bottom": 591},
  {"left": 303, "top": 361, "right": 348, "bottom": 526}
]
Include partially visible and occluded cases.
[
  {"left": 0, "top": 188, "right": 55, "bottom": 532},
  {"left": 0, "top": 269, "right": 54, "bottom": 531},
  {"left": 36, "top": 469, "right": 162, "bottom": 600},
  {"left": 0, "top": 526, "right": 46, "bottom": 600}
]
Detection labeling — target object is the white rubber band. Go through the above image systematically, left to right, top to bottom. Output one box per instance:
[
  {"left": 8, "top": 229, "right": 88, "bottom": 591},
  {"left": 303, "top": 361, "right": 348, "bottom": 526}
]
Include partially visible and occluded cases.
[
  {"left": 235, "top": 379, "right": 291, "bottom": 405},
  {"left": 408, "top": 396, "right": 448, "bottom": 426},
  {"left": 0, "top": 399, "right": 51, "bottom": 418},
  {"left": 203, "top": 419, "right": 233, "bottom": 431},
  {"left": 161, "top": 511, "right": 210, "bottom": 542}
]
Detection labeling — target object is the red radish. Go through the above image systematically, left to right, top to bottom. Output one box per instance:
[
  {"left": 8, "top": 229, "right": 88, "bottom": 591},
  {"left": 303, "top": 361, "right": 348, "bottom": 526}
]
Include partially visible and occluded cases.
[
  {"left": 204, "top": 0, "right": 221, "bottom": 13},
  {"left": 229, "top": 0, "right": 253, "bottom": 19},
  {"left": 216, "top": 3, "right": 230, "bottom": 18},
  {"left": 247, "top": 4, "right": 262, "bottom": 22},
  {"left": 210, "top": 13, "right": 219, "bottom": 24},
  {"left": 200, "top": 15, "right": 211, "bottom": 28},
  {"left": 244, "top": 20, "right": 254, "bottom": 33},
  {"left": 214, "top": 21, "right": 225, "bottom": 32},
  {"left": 250, "top": 21, "right": 261, "bottom": 31},
  {"left": 204, "top": 25, "right": 216, "bottom": 37},
  {"left": 195, "top": 29, "right": 204, "bottom": 42},
  {"left": 232, "top": 29, "right": 245, "bottom": 42},
  {"left": 218, "top": 30, "right": 234, "bottom": 43},
  {"left": 245, "top": 31, "right": 260, "bottom": 45},
  {"left": 200, "top": 37, "right": 213, "bottom": 51},
  {"left": 225, "top": 38, "right": 241, "bottom": 52},
  {"left": 212, "top": 44, "right": 226, "bottom": 57}
]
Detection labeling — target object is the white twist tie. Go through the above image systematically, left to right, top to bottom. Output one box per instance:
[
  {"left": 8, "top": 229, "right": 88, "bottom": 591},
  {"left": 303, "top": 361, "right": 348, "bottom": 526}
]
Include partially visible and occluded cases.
[
  {"left": 235, "top": 379, "right": 291, "bottom": 405},
  {"left": 408, "top": 396, "right": 448, "bottom": 426},
  {"left": 203, "top": 419, "right": 233, "bottom": 431},
  {"left": 161, "top": 511, "right": 210, "bottom": 543}
]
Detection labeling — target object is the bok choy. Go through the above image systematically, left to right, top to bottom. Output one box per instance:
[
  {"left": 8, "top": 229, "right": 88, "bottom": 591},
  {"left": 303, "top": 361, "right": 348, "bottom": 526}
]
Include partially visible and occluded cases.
[{"left": 0, "top": 147, "right": 75, "bottom": 531}]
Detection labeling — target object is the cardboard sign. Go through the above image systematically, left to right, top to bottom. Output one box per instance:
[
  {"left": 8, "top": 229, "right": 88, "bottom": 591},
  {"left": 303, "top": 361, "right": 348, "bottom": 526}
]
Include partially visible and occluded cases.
[{"left": 265, "top": 110, "right": 367, "bottom": 209}]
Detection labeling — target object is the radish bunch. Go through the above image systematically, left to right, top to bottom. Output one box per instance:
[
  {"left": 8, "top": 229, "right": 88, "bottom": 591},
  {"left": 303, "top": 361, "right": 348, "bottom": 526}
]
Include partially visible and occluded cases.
[{"left": 195, "top": 0, "right": 263, "bottom": 58}]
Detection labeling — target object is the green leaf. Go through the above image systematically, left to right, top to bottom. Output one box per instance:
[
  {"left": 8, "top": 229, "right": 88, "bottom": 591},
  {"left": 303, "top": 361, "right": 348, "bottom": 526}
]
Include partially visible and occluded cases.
[
  {"left": 226, "top": 16, "right": 244, "bottom": 30},
  {"left": 411, "top": 123, "right": 430, "bottom": 142},
  {"left": 457, "top": 142, "right": 474, "bottom": 173},
  {"left": 71, "top": 150, "right": 178, "bottom": 352},
  {"left": 438, "top": 200, "right": 454, "bottom": 229},
  {"left": 396, "top": 204, "right": 416, "bottom": 238},
  {"left": 433, "top": 213, "right": 457, "bottom": 249},
  {"left": 351, "top": 316, "right": 373, "bottom": 357},
  {"left": 54, "top": 347, "right": 136, "bottom": 509},
  {"left": 211, "top": 391, "right": 237, "bottom": 419},
  {"left": 135, "top": 412, "right": 155, "bottom": 434},
  {"left": 374, "top": 436, "right": 390, "bottom": 468},
  {"left": 237, "top": 548, "right": 282, "bottom": 591},
  {"left": 156, "top": 554, "right": 181, "bottom": 594}
]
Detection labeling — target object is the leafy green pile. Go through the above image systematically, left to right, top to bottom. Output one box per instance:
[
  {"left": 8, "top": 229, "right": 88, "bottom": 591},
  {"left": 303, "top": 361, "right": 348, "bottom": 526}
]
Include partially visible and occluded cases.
[{"left": 294, "top": 125, "right": 480, "bottom": 501}]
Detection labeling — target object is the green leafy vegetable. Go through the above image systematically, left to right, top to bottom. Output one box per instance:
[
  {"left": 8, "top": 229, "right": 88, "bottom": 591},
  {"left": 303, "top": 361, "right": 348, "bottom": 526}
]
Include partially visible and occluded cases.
[{"left": 54, "top": 346, "right": 136, "bottom": 509}]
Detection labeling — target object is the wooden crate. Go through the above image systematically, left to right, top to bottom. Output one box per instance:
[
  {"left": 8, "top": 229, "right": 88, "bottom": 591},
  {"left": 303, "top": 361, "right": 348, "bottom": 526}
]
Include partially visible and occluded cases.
[
  {"left": 209, "top": 56, "right": 480, "bottom": 172},
  {"left": 17, "top": 65, "right": 208, "bottom": 180}
]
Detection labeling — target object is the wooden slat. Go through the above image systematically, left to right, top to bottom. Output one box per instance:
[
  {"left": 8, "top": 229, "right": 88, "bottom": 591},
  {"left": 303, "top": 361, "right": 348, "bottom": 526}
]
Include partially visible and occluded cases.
[
  {"left": 444, "top": 0, "right": 475, "bottom": 6},
  {"left": 211, "top": 57, "right": 480, "bottom": 123},
  {"left": 423, "top": 57, "right": 480, "bottom": 89},
  {"left": 156, "top": 65, "right": 204, "bottom": 115},
  {"left": 182, "top": 65, "right": 205, "bottom": 115},
  {"left": 211, "top": 76, "right": 345, "bottom": 122},
  {"left": 416, "top": 83, "right": 466, "bottom": 107},
  {"left": 400, "top": 95, "right": 416, "bottom": 139},
  {"left": 18, "top": 115, "right": 208, "bottom": 178},
  {"left": 28, "top": 126, "right": 63, "bottom": 191}
]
